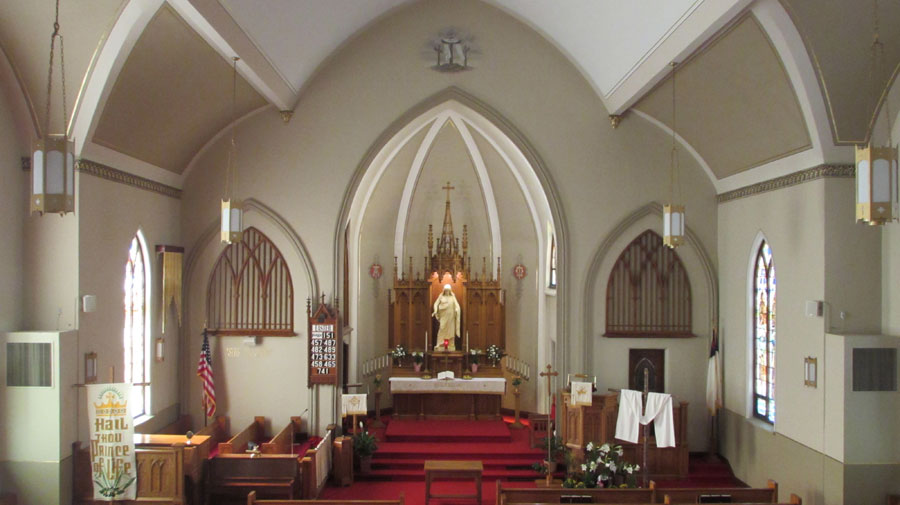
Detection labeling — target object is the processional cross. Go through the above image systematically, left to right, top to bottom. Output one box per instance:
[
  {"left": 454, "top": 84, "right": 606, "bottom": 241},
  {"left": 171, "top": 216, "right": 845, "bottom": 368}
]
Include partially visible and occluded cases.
[{"left": 539, "top": 364, "right": 559, "bottom": 485}]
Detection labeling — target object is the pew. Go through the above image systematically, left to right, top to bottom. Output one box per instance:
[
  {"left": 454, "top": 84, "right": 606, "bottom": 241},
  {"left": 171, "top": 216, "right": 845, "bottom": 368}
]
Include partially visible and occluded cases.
[
  {"left": 220, "top": 416, "right": 268, "bottom": 454},
  {"left": 262, "top": 417, "right": 304, "bottom": 454},
  {"left": 299, "top": 426, "right": 335, "bottom": 498},
  {"left": 73, "top": 441, "right": 185, "bottom": 505},
  {"left": 207, "top": 454, "right": 301, "bottom": 501},
  {"left": 657, "top": 479, "right": 778, "bottom": 504},
  {"left": 497, "top": 481, "right": 657, "bottom": 504},
  {"left": 246, "top": 490, "right": 405, "bottom": 505}
]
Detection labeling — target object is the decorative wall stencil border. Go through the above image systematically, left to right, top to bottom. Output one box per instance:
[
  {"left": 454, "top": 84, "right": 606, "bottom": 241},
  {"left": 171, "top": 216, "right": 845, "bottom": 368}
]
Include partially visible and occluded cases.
[
  {"left": 76, "top": 159, "right": 182, "bottom": 199},
  {"left": 717, "top": 164, "right": 854, "bottom": 203}
]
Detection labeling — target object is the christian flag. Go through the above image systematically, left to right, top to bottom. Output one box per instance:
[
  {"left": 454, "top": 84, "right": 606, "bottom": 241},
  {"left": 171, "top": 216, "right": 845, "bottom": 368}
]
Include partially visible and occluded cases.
[
  {"left": 705, "top": 327, "right": 723, "bottom": 415},
  {"left": 197, "top": 329, "right": 216, "bottom": 418}
]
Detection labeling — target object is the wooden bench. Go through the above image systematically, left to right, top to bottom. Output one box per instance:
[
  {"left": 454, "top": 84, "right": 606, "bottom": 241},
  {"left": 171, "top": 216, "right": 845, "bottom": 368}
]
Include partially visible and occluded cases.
[
  {"left": 220, "top": 416, "right": 268, "bottom": 454},
  {"left": 262, "top": 417, "right": 304, "bottom": 454},
  {"left": 207, "top": 454, "right": 301, "bottom": 501},
  {"left": 425, "top": 460, "right": 483, "bottom": 505},
  {"left": 657, "top": 479, "right": 778, "bottom": 504},
  {"left": 497, "top": 481, "right": 656, "bottom": 504},
  {"left": 246, "top": 490, "right": 404, "bottom": 505}
]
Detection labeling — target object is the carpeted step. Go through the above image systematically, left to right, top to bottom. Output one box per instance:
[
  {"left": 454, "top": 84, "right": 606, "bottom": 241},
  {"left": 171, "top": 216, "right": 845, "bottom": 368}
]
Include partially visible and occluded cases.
[
  {"left": 384, "top": 419, "right": 512, "bottom": 443},
  {"left": 372, "top": 458, "right": 545, "bottom": 470},
  {"left": 356, "top": 468, "right": 563, "bottom": 482}
]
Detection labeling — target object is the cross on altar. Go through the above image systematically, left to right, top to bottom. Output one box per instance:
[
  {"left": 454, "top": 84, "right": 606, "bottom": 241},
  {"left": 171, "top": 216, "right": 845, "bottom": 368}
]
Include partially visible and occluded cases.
[
  {"left": 442, "top": 181, "right": 455, "bottom": 201},
  {"left": 539, "top": 364, "right": 559, "bottom": 486}
]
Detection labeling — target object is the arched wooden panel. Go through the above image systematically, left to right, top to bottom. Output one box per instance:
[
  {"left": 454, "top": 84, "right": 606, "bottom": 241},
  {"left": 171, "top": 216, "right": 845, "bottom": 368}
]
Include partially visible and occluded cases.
[
  {"left": 207, "top": 227, "right": 294, "bottom": 336},
  {"left": 605, "top": 230, "right": 693, "bottom": 338}
]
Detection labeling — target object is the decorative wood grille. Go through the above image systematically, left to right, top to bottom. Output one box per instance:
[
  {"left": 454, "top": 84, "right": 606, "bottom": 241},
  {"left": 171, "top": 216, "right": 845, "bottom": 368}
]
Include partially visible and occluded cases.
[
  {"left": 207, "top": 227, "right": 294, "bottom": 336},
  {"left": 605, "top": 230, "right": 693, "bottom": 338}
]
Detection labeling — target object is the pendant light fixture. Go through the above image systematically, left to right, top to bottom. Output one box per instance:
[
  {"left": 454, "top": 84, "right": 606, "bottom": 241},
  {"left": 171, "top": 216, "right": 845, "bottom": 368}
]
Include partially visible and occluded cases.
[
  {"left": 31, "top": 0, "right": 75, "bottom": 216},
  {"left": 856, "top": 0, "right": 899, "bottom": 226},
  {"left": 221, "top": 57, "right": 243, "bottom": 243},
  {"left": 663, "top": 61, "right": 685, "bottom": 248}
]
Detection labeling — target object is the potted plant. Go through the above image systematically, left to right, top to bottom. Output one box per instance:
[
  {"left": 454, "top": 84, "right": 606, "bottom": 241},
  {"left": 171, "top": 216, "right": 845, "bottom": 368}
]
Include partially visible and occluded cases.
[
  {"left": 391, "top": 344, "right": 407, "bottom": 367},
  {"left": 486, "top": 344, "right": 504, "bottom": 366},
  {"left": 468, "top": 348, "right": 483, "bottom": 372},
  {"left": 411, "top": 351, "right": 425, "bottom": 372},
  {"left": 353, "top": 425, "right": 378, "bottom": 474},
  {"left": 539, "top": 430, "right": 567, "bottom": 473},
  {"left": 563, "top": 442, "right": 640, "bottom": 488}
]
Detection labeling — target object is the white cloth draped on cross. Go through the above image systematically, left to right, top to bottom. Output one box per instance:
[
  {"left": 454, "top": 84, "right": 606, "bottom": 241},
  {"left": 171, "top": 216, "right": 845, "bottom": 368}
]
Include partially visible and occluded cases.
[{"left": 614, "top": 389, "right": 676, "bottom": 448}]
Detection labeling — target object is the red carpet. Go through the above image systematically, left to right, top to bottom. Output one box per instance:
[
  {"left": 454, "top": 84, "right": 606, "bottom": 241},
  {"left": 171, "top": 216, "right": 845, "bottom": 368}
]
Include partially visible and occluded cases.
[
  {"left": 319, "top": 418, "right": 744, "bottom": 505},
  {"left": 385, "top": 419, "right": 512, "bottom": 443}
]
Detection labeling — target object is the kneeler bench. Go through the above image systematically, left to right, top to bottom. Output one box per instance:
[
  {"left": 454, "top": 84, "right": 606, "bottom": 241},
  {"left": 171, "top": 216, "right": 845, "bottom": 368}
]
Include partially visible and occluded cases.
[{"left": 424, "top": 460, "right": 483, "bottom": 505}]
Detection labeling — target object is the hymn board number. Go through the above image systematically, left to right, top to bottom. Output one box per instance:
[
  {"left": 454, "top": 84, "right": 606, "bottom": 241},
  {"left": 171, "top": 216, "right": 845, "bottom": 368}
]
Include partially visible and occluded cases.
[{"left": 308, "top": 297, "right": 342, "bottom": 387}]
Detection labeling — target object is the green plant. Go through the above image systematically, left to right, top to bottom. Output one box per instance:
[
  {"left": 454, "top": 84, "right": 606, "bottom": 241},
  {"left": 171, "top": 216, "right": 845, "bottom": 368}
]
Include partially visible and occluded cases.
[
  {"left": 391, "top": 344, "right": 407, "bottom": 360},
  {"left": 486, "top": 344, "right": 504, "bottom": 363},
  {"left": 469, "top": 348, "right": 483, "bottom": 365},
  {"left": 411, "top": 351, "right": 424, "bottom": 364},
  {"left": 373, "top": 374, "right": 382, "bottom": 390},
  {"left": 512, "top": 376, "right": 523, "bottom": 388},
  {"left": 353, "top": 429, "right": 378, "bottom": 458},
  {"left": 540, "top": 431, "right": 567, "bottom": 461},
  {"left": 531, "top": 461, "right": 549, "bottom": 475}
]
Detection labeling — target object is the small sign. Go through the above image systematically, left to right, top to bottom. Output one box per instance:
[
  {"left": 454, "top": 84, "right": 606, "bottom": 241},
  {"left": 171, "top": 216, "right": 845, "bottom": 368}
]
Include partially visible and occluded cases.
[
  {"left": 513, "top": 264, "right": 527, "bottom": 280},
  {"left": 308, "top": 301, "right": 341, "bottom": 387},
  {"left": 87, "top": 384, "right": 137, "bottom": 500}
]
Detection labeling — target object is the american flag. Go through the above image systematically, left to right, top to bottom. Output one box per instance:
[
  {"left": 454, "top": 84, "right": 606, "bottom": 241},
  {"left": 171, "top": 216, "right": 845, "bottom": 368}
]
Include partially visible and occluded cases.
[{"left": 197, "top": 329, "right": 216, "bottom": 418}]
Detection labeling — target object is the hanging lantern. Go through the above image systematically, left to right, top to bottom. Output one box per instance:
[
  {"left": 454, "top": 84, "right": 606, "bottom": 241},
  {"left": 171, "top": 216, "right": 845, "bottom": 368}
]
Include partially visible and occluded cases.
[
  {"left": 32, "top": 0, "right": 75, "bottom": 216},
  {"left": 220, "top": 57, "right": 243, "bottom": 243},
  {"left": 32, "top": 134, "right": 75, "bottom": 215},
  {"left": 855, "top": 144, "right": 898, "bottom": 225},
  {"left": 221, "top": 198, "right": 243, "bottom": 243},
  {"left": 663, "top": 204, "right": 685, "bottom": 248}
]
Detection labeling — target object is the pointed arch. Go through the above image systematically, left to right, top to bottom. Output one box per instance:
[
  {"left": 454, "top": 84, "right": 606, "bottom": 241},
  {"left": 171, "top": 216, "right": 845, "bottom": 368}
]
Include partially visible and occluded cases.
[
  {"left": 124, "top": 230, "right": 151, "bottom": 418},
  {"left": 750, "top": 236, "right": 776, "bottom": 424}
]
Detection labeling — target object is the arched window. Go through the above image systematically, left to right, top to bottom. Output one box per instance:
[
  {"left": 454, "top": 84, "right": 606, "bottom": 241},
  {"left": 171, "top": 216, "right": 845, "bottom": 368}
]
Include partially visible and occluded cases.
[
  {"left": 124, "top": 233, "right": 150, "bottom": 418},
  {"left": 753, "top": 241, "right": 776, "bottom": 423}
]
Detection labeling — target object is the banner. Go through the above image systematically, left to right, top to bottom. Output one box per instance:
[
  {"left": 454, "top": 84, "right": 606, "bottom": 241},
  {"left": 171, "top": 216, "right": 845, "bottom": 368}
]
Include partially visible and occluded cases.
[
  {"left": 570, "top": 381, "right": 593, "bottom": 407},
  {"left": 87, "top": 383, "right": 137, "bottom": 500},
  {"left": 341, "top": 394, "right": 367, "bottom": 417}
]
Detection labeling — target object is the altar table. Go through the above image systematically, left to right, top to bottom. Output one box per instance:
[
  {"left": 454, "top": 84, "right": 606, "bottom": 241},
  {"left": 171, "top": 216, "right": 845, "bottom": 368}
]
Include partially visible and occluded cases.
[{"left": 389, "top": 377, "right": 506, "bottom": 420}]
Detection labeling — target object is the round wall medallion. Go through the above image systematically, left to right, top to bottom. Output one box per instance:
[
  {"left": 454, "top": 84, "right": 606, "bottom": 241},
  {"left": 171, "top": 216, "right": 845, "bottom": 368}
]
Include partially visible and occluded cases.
[
  {"left": 369, "top": 263, "right": 383, "bottom": 279},
  {"left": 512, "top": 263, "right": 527, "bottom": 280}
]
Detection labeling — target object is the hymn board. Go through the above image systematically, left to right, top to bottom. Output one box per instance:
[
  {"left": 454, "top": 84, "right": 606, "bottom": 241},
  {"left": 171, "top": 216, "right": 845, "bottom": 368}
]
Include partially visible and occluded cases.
[{"left": 307, "top": 297, "right": 342, "bottom": 387}]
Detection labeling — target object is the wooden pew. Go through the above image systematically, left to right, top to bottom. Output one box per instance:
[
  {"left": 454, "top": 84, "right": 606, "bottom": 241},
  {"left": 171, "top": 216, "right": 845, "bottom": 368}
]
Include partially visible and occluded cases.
[
  {"left": 220, "top": 416, "right": 268, "bottom": 454},
  {"left": 262, "top": 417, "right": 304, "bottom": 454},
  {"left": 299, "top": 426, "right": 335, "bottom": 498},
  {"left": 73, "top": 441, "right": 185, "bottom": 505},
  {"left": 207, "top": 454, "right": 301, "bottom": 501},
  {"left": 657, "top": 479, "right": 778, "bottom": 504},
  {"left": 497, "top": 481, "right": 657, "bottom": 504},
  {"left": 246, "top": 490, "right": 405, "bottom": 505}
]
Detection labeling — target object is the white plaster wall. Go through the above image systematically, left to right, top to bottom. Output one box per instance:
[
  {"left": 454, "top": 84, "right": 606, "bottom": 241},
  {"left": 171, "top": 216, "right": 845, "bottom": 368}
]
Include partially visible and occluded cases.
[
  {"left": 180, "top": 0, "right": 717, "bottom": 433},
  {"left": 0, "top": 87, "right": 25, "bottom": 332},
  {"left": 76, "top": 173, "right": 181, "bottom": 440},
  {"left": 883, "top": 224, "right": 900, "bottom": 335}
]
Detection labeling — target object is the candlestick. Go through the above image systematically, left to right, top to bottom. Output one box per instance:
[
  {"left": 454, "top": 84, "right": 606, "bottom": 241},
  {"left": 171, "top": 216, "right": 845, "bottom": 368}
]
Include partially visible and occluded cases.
[{"left": 466, "top": 331, "right": 469, "bottom": 352}]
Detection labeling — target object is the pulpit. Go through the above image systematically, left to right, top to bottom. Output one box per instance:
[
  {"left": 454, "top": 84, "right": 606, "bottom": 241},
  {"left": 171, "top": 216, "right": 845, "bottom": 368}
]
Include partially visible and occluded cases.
[{"left": 560, "top": 391, "right": 689, "bottom": 478}]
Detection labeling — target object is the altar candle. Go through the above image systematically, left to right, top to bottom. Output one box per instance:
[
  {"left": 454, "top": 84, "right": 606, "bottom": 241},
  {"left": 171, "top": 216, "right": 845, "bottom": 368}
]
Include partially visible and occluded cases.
[
  {"left": 425, "top": 330, "right": 427, "bottom": 351},
  {"left": 466, "top": 331, "right": 469, "bottom": 352}
]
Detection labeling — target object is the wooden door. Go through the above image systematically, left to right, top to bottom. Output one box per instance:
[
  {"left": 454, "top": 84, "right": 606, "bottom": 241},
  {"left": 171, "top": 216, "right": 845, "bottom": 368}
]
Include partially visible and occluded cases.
[{"left": 629, "top": 349, "right": 665, "bottom": 393}]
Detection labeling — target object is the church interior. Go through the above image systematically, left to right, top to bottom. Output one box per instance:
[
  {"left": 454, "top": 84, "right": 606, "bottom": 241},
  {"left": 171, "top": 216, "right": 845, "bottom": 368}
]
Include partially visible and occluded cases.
[{"left": 0, "top": 1, "right": 899, "bottom": 504}]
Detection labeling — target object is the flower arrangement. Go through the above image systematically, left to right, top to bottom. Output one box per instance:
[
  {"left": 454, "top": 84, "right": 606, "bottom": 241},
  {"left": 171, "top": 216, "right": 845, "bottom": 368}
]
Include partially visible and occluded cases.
[
  {"left": 391, "top": 344, "right": 407, "bottom": 361},
  {"left": 486, "top": 344, "right": 504, "bottom": 365},
  {"left": 468, "top": 348, "right": 483, "bottom": 365},
  {"left": 411, "top": 351, "right": 425, "bottom": 364},
  {"left": 373, "top": 374, "right": 382, "bottom": 391},
  {"left": 512, "top": 376, "right": 523, "bottom": 388},
  {"left": 353, "top": 424, "right": 379, "bottom": 458},
  {"left": 563, "top": 442, "right": 640, "bottom": 489}
]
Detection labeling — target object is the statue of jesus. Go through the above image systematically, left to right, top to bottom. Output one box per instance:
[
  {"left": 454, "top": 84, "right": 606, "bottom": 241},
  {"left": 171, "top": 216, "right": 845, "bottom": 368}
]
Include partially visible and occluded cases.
[{"left": 432, "top": 284, "right": 461, "bottom": 350}]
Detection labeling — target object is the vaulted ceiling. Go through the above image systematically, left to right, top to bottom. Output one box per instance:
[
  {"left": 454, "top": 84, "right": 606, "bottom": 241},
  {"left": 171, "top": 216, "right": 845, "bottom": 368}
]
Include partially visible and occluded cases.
[{"left": 1, "top": 0, "right": 897, "bottom": 189}]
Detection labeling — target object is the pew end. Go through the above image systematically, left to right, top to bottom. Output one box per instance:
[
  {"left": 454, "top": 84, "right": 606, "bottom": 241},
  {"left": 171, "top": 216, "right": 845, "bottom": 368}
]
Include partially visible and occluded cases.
[
  {"left": 220, "top": 416, "right": 267, "bottom": 454},
  {"left": 768, "top": 479, "right": 779, "bottom": 501},
  {"left": 790, "top": 493, "right": 802, "bottom": 504}
]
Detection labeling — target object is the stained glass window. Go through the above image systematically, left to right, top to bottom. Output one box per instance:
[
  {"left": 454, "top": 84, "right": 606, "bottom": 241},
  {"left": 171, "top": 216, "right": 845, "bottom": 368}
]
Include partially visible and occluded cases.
[
  {"left": 124, "top": 234, "right": 150, "bottom": 418},
  {"left": 753, "top": 241, "right": 776, "bottom": 423}
]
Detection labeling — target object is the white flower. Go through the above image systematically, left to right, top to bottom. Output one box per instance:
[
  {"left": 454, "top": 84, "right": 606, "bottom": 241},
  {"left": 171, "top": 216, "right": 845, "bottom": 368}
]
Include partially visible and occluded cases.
[
  {"left": 553, "top": 430, "right": 557, "bottom": 437},
  {"left": 585, "top": 442, "right": 594, "bottom": 451},
  {"left": 600, "top": 443, "right": 610, "bottom": 453},
  {"left": 616, "top": 447, "right": 623, "bottom": 456},
  {"left": 589, "top": 461, "right": 597, "bottom": 471},
  {"left": 609, "top": 462, "right": 617, "bottom": 473},
  {"left": 580, "top": 464, "right": 587, "bottom": 471},
  {"left": 634, "top": 465, "right": 640, "bottom": 472},
  {"left": 625, "top": 466, "right": 633, "bottom": 474},
  {"left": 599, "top": 474, "right": 608, "bottom": 481}
]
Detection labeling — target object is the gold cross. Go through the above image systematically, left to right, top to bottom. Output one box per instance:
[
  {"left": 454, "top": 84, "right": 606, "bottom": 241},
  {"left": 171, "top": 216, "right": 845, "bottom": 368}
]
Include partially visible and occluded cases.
[
  {"left": 442, "top": 181, "right": 455, "bottom": 202},
  {"left": 540, "top": 364, "right": 558, "bottom": 399}
]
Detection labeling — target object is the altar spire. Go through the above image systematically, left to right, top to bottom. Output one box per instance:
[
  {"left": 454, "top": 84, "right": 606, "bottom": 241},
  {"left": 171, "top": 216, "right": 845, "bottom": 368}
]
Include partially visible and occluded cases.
[{"left": 439, "top": 181, "right": 456, "bottom": 256}]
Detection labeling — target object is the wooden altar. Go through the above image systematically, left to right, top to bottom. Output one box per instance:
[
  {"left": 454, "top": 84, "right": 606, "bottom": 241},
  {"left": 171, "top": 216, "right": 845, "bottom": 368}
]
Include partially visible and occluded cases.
[
  {"left": 388, "top": 182, "right": 506, "bottom": 359},
  {"left": 390, "top": 377, "right": 506, "bottom": 419},
  {"left": 560, "top": 391, "right": 689, "bottom": 478}
]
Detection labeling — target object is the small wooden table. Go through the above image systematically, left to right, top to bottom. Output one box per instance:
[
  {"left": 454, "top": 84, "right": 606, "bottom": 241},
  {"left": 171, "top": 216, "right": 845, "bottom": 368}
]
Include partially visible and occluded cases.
[{"left": 424, "top": 460, "right": 483, "bottom": 504}]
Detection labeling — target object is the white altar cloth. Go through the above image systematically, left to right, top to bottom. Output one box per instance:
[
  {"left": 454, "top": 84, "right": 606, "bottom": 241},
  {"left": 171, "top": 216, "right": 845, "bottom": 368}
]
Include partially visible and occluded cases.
[{"left": 389, "top": 377, "right": 506, "bottom": 394}]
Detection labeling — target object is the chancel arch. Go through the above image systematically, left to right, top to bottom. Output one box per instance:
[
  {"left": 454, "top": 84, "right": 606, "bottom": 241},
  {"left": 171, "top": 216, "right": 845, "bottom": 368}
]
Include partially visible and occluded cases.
[
  {"left": 342, "top": 90, "right": 563, "bottom": 415},
  {"left": 583, "top": 203, "right": 717, "bottom": 449}
]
